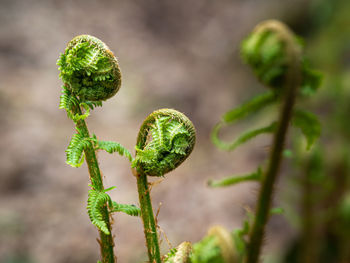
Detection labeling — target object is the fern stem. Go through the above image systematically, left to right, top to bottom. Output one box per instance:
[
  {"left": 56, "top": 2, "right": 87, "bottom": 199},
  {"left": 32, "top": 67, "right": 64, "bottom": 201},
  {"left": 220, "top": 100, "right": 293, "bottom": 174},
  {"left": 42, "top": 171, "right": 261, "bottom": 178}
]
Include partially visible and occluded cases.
[
  {"left": 245, "top": 21, "right": 301, "bottom": 263},
  {"left": 73, "top": 105, "right": 116, "bottom": 263},
  {"left": 134, "top": 170, "right": 161, "bottom": 263}
]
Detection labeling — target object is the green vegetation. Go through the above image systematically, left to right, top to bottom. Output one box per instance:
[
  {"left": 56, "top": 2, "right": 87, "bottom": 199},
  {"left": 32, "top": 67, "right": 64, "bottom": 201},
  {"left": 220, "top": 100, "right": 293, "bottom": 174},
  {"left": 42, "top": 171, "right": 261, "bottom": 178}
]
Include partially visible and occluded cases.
[
  {"left": 57, "top": 18, "right": 329, "bottom": 262},
  {"left": 210, "top": 20, "right": 322, "bottom": 263}
]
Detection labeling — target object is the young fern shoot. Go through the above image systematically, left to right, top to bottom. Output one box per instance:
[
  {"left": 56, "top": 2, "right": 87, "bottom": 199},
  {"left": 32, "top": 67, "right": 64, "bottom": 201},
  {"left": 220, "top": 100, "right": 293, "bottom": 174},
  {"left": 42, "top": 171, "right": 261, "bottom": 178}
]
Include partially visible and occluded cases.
[
  {"left": 210, "top": 20, "right": 322, "bottom": 263},
  {"left": 58, "top": 35, "right": 139, "bottom": 263},
  {"left": 132, "top": 109, "right": 196, "bottom": 263},
  {"left": 163, "top": 225, "right": 239, "bottom": 263}
]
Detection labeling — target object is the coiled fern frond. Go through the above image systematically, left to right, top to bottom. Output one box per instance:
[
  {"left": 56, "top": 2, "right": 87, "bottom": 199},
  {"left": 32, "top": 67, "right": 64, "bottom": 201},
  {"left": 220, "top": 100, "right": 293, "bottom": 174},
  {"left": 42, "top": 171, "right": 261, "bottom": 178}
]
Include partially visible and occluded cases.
[
  {"left": 212, "top": 20, "right": 323, "bottom": 154},
  {"left": 241, "top": 20, "right": 322, "bottom": 96},
  {"left": 57, "top": 35, "right": 121, "bottom": 102},
  {"left": 133, "top": 109, "right": 196, "bottom": 177}
]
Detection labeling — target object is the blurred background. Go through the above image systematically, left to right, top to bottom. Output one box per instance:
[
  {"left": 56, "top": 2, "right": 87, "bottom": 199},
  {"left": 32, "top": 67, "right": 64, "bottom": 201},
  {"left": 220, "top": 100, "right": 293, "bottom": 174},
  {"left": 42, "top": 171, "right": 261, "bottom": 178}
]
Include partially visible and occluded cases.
[{"left": 0, "top": 0, "right": 349, "bottom": 262}]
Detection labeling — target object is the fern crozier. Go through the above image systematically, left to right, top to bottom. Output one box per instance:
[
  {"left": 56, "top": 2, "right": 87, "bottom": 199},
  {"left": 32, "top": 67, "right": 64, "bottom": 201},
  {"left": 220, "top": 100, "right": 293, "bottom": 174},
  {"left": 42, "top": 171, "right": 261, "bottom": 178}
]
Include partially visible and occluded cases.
[
  {"left": 58, "top": 35, "right": 121, "bottom": 101},
  {"left": 133, "top": 108, "right": 196, "bottom": 177}
]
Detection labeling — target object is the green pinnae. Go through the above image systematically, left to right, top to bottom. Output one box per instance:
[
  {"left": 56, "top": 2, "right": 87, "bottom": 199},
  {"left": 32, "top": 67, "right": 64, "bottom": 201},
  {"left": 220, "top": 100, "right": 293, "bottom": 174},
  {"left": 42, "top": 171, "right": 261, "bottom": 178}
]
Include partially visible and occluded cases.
[
  {"left": 57, "top": 35, "right": 121, "bottom": 101},
  {"left": 133, "top": 109, "right": 196, "bottom": 177}
]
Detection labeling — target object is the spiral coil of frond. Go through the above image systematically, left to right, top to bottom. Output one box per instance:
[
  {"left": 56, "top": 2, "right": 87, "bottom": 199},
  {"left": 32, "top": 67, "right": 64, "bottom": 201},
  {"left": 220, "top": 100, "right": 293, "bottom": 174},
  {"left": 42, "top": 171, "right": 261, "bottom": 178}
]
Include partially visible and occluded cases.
[
  {"left": 241, "top": 20, "right": 321, "bottom": 95},
  {"left": 241, "top": 20, "right": 301, "bottom": 89},
  {"left": 57, "top": 35, "right": 121, "bottom": 101},
  {"left": 133, "top": 109, "right": 196, "bottom": 177}
]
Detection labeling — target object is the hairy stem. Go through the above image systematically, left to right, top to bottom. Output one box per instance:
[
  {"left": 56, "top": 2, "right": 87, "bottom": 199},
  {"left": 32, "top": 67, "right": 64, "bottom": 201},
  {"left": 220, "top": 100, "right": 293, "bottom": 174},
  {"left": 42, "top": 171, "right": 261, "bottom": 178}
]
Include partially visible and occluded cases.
[
  {"left": 245, "top": 22, "right": 301, "bottom": 263},
  {"left": 72, "top": 105, "right": 115, "bottom": 263},
  {"left": 134, "top": 169, "right": 161, "bottom": 263}
]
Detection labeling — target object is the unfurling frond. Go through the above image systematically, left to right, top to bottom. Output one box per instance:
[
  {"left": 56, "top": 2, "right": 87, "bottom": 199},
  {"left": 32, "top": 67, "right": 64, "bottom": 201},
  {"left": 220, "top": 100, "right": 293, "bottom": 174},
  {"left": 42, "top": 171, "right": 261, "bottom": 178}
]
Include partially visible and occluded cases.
[
  {"left": 241, "top": 19, "right": 322, "bottom": 95},
  {"left": 57, "top": 35, "right": 121, "bottom": 102},
  {"left": 133, "top": 109, "right": 196, "bottom": 177},
  {"left": 66, "top": 129, "right": 91, "bottom": 167},
  {"left": 95, "top": 140, "right": 133, "bottom": 162},
  {"left": 87, "top": 189, "right": 112, "bottom": 235},
  {"left": 110, "top": 202, "right": 141, "bottom": 217}
]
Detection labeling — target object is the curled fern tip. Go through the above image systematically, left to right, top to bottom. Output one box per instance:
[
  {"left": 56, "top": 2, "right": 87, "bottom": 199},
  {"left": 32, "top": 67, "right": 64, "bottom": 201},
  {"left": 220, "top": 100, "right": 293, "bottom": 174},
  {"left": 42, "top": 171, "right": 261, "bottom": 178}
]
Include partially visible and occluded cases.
[
  {"left": 241, "top": 20, "right": 301, "bottom": 90},
  {"left": 57, "top": 35, "right": 122, "bottom": 102},
  {"left": 134, "top": 109, "right": 196, "bottom": 177}
]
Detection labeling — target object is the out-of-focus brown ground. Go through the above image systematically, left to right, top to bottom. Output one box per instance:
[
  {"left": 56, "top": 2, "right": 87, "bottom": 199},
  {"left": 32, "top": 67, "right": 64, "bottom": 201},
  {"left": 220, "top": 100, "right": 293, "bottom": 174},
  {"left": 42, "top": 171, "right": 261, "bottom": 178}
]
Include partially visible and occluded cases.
[{"left": 0, "top": 0, "right": 310, "bottom": 262}]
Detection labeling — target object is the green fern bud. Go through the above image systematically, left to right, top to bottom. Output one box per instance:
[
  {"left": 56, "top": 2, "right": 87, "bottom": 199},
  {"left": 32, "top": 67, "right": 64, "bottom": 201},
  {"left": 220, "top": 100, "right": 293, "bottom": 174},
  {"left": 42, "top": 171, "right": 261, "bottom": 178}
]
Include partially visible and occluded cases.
[
  {"left": 241, "top": 20, "right": 301, "bottom": 89},
  {"left": 241, "top": 20, "right": 322, "bottom": 95},
  {"left": 57, "top": 35, "right": 122, "bottom": 101},
  {"left": 133, "top": 109, "right": 196, "bottom": 177}
]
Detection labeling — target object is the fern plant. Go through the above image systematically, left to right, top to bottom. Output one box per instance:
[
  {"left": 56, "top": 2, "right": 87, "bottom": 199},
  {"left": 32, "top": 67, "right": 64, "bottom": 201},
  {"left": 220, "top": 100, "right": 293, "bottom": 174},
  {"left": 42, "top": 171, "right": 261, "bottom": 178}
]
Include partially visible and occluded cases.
[
  {"left": 210, "top": 20, "right": 322, "bottom": 263},
  {"left": 58, "top": 35, "right": 140, "bottom": 263},
  {"left": 132, "top": 108, "right": 196, "bottom": 263}
]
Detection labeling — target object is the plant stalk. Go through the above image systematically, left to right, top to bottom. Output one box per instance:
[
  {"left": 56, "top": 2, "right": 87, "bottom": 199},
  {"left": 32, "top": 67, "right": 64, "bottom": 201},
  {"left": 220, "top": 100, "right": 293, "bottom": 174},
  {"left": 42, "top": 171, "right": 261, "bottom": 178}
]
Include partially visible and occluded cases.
[
  {"left": 245, "top": 25, "right": 301, "bottom": 263},
  {"left": 73, "top": 105, "right": 116, "bottom": 263},
  {"left": 300, "top": 160, "right": 316, "bottom": 263},
  {"left": 134, "top": 169, "right": 161, "bottom": 263}
]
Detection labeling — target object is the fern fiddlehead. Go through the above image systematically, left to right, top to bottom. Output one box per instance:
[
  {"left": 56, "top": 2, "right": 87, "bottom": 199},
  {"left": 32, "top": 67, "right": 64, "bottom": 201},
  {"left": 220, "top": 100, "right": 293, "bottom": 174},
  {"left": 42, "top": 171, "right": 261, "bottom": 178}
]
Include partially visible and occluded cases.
[
  {"left": 210, "top": 20, "right": 322, "bottom": 263},
  {"left": 241, "top": 20, "right": 310, "bottom": 263},
  {"left": 58, "top": 34, "right": 121, "bottom": 102},
  {"left": 58, "top": 35, "right": 127, "bottom": 263},
  {"left": 132, "top": 109, "right": 196, "bottom": 263}
]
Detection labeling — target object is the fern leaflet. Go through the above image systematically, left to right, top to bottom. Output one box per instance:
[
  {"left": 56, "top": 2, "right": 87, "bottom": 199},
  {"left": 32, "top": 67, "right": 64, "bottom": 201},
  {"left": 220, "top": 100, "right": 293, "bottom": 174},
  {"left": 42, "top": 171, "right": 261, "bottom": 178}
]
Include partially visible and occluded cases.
[
  {"left": 211, "top": 91, "right": 277, "bottom": 152},
  {"left": 221, "top": 91, "right": 276, "bottom": 124},
  {"left": 292, "top": 109, "right": 321, "bottom": 150},
  {"left": 151, "top": 117, "right": 168, "bottom": 151},
  {"left": 212, "top": 122, "right": 277, "bottom": 151},
  {"left": 66, "top": 128, "right": 91, "bottom": 167},
  {"left": 94, "top": 140, "right": 133, "bottom": 162},
  {"left": 208, "top": 167, "right": 262, "bottom": 188},
  {"left": 87, "top": 189, "right": 112, "bottom": 235},
  {"left": 110, "top": 202, "right": 141, "bottom": 217}
]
